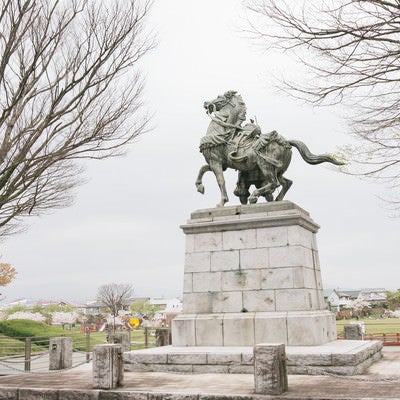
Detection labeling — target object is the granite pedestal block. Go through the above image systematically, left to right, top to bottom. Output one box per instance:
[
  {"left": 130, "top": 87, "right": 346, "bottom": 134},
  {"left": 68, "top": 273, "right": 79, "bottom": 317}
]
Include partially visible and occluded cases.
[
  {"left": 172, "top": 201, "right": 336, "bottom": 346},
  {"left": 124, "top": 340, "right": 382, "bottom": 375}
]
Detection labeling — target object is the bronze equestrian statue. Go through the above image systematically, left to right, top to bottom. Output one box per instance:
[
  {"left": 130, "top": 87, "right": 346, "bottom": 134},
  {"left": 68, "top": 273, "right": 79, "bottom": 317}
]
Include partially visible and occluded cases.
[{"left": 195, "top": 91, "right": 344, "bottom": 207}]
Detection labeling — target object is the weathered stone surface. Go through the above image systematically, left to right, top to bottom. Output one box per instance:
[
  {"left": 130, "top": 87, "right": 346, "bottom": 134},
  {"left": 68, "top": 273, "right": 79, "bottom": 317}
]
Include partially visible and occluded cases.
[
  {"left": 287, "top": 225, "right": 313, "bottom": 248},
  {"left": 256, "top": 226, "right": 288, "bottom": 248},
  {"left": 222, "top": 229, "right": 256, "bottom": 250},
  {"left": 193, "top": 232, "right": 223, "bottom": 252},
  {"left": 269, "top": 245, "right": 314, "bottom": 268},
  {"left": 239, "top": 248, "right": 268, "bottom": 269},
  {"left": 210, "top": 250, "right": 240, "bottom": 272},
  {"left": 185, "top": 252, "right": 211, "bottom": 273},
  {"left": 260, "top": 268, "right": 293, "bottom": 289},
  {"left": 221, "top": 270, "right": 261, "bottom": 291},
  {"left": 192, "top": 271, "right": 221, "bottom": 292},
  {"left": 183, "top": 273, "right": 193, "bottom": 293},
  {"left": 275, "top": 289, "right": 315, "bottom": 311},
  {"left": 242, "top": 290, "right": 275, "bottom": 312},
  {"left": 210, "top": 291, "right": 243, "bottom": 313},
  {"left": 182, "top": 293, "right": 212, "bottom": 314},
  {"left": 286, "top": 311, "right": 337, "bottom": 345},
  {"left": 254, "top": 313, "right": 288, "bottom": 344},
  {"left": 195, "top": 314, "right": 223, "bottom": 346},
  {"left": 223, "top": 314, "right": 254, "bottom": 346},
  {"left": 171, "top": 315, "right": 196, "bottom": 346},
  {"left": 344, "top": 324, "right": 363, "bottom": 340},
  {"left": 107, "top": 332, "right": 131, "bottom": 352},
  {"left": 49, "top": 337, "right": 73, "bottom": 370},
  {"left": 254, "top": 343, "right": 288, "bottom": 395},
  {"left": 93, "top": 345, "right": 123, "bottom": 390},
  {"left": 207, "top": 352, "right": 242, "bottom": 365},
  {"left": 168, "top": 353, "right": 207, "bottom": 365},
  {"left": 193, "top": 364, "right": 230, "bottom": 373},
  {"left": 228, "top": 365, "right": 254, "bottom": 374},
  {"left": 0, "top": 388, "right": 18, "bottom": 400},
  {"left": 19, "top": 388, "right": 59, "bottom": 400},
  {"left": 59, "top": 390, "right": 100, "bottom": 400},
  {"left": 99, "top": 392, "right": 148, "bottom": 400},
  {"left": 148, "top": 393, "right": 198, "bottom": 400}
]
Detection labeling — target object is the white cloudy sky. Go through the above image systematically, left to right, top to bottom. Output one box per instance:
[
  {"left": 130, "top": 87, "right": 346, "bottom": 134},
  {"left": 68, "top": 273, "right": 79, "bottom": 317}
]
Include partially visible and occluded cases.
[{"left": 1, "top": 0, "right": 399, "bottom": 304}]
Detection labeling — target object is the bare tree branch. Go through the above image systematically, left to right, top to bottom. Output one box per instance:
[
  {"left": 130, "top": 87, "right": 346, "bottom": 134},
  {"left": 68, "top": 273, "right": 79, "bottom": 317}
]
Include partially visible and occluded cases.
[
  {"left": 0, "top": 0, "right": 155, "bottom": 236},
  {"left": 245, "top": 0, "right": 400, "bottom": 209},
  {"left": 97, "top": 282, "right": 134, "bottom": 331}
]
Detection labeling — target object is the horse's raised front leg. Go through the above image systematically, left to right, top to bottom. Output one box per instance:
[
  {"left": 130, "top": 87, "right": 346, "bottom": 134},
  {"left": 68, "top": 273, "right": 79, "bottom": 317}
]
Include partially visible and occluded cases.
[
  {"left": 209, "top": 161, "right": 229, "bottom": 207},
  {"left": 195, "top": 164, "right": 211, "bottom": 194}
]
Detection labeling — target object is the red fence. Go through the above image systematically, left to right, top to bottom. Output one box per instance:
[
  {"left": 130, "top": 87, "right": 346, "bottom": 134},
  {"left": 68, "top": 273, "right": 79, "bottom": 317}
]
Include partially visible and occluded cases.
[
  {"left": 337, "top": 332, "right": 400, "bottom": 346},
  {"left": 363, "top": 332, "right": 400, "bottom": 346}
]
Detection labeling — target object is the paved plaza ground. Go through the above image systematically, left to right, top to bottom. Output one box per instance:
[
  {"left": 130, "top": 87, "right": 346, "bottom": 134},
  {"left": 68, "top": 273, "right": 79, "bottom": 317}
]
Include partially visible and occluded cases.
[{"left": 0, "top": 347, "right": 399, "bottom": 399}]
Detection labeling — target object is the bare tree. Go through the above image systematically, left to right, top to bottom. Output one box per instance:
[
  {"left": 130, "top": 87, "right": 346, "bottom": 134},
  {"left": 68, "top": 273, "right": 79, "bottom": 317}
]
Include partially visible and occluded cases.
[
  {"left": 0, "top": 0, "right": 155, "bottom": 236},
  {"left": 245, "top": 0, "right": 400, "bottom": 208},
  {"left": 97, "top": 282, "right": 134, "bottom": 331}
]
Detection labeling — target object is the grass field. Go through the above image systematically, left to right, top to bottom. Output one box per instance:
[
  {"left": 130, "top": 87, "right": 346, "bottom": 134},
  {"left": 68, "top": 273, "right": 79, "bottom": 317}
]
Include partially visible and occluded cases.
[
  {"left": 336, "top": 318, "right": 400, "bottom": 334},
  {"left": 0, "top": 319, "right": 159, "bottom": 357}
]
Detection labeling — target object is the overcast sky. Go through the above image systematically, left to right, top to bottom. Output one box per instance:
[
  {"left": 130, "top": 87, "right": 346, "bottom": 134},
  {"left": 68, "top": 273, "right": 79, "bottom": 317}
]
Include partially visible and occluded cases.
[{"left": 1, "top": 0, "right": 399, "bottom": 305}]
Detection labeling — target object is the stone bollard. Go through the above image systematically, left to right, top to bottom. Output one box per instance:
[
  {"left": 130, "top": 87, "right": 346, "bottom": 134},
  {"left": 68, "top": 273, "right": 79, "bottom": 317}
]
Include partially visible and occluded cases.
[
  {"left": 344, "top": 324, "right": 363, "bottom": 340},
  {"left": 155, "top": 329, "right": 171, "bottom": 347},
  {"left": 107, "top": 331, "right": 131, "bottom": 352},
  {"left": 49, "top": 337, "right": 73, "bottom": 370},
  {"left": 254, "top": 343, "right": 288, "bottom": 395},
  {"left": 93, "top": 344, "right": 124, "bottom": 390}
]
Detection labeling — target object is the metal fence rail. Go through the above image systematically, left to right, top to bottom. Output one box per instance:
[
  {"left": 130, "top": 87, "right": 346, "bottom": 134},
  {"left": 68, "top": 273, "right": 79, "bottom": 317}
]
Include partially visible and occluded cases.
[
  {"left": 336, "top": 321, "right": 400, "bottom": 346},
  {"left": 0, "top": 327, "right": 171, "bottom": 375},
  {"left": 0, "top": 333, "right": 93, "bottom": 375}
]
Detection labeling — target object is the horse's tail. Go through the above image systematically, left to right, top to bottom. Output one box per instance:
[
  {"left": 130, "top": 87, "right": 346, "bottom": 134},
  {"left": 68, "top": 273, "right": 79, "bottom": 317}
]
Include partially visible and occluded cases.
[{"left": 288, "top": 140, "right": 344, "bottom": 166}]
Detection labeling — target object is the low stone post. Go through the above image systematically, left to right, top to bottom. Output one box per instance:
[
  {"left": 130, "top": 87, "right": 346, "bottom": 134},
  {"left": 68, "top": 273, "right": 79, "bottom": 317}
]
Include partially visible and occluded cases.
[
  {"left": 344, "top": 324, "right": 363, "bottom": 340},
  {"left": 155, "top": 328, "right": 171, "bottom": 347},
  {"left": 107, "top": 331, "right": 131, "bottom": 351},
  {"left": 49, "top": 337, "right": 73, "bottom": 370},
  {"left": 254, "top": 343, "right": 288, "bottom": 395},
  {"left": 93, "top": 344, "right": 124, "bottom": 390}
]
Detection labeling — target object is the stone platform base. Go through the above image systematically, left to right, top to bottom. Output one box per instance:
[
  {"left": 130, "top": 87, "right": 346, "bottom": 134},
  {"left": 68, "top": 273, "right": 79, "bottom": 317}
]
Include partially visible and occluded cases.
[{"left": 124, "top": 340, "right": 382, "bottom": 376}]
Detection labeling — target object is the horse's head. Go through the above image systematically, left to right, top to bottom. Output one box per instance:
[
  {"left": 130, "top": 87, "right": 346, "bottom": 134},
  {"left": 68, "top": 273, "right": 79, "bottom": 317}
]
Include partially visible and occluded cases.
[
  {"left": 203, "top": 91, "right": 246, "bottom": 124},
  {"left": 204, "top": 92, "right": 233, "bottom": 114}
]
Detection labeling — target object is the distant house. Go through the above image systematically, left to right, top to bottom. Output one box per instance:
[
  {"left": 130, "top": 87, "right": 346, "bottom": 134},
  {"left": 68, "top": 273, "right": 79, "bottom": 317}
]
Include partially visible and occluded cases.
[
  {"left": 324, "top": 288, "right": 388, "bottom": 311},
  {"left": 358, "top": 288, "right": 387, "bottom": 305},
  {"left": 324, "top": 289, "right": 360, "bottom": 311},
  {"left": 150, "top": 297, "right": 183, "bottom": 327}
]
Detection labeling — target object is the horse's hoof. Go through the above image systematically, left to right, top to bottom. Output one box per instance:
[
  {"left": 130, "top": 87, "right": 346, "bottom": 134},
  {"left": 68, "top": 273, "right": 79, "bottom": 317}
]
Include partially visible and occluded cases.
[
  {"left": 197, "top": 184, "right": 205, "bottom": 194},
  {"left": 239, "top": 196, "right": 248, "bottom": 205},
  {"left": 248, "top": 196, "right": 257, "bottom": 204}
]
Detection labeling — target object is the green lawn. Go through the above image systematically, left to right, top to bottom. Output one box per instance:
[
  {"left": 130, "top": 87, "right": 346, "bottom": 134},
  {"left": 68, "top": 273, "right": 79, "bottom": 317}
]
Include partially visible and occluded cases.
[
  {"left": 337, "top": 318, "right": 400, "bottom": 334},
  {"left": 0, "top": 320, "right": 160, "bottom": 356},
  {"left": 0, "top": 337, "right": 43, "bottom": 357}
]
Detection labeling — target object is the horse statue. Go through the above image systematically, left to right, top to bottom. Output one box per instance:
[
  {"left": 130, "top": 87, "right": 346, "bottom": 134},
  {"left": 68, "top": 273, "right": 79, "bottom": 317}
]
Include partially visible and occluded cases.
[{"left": 195, "top": 90, "right": 344, "bottom": 207}]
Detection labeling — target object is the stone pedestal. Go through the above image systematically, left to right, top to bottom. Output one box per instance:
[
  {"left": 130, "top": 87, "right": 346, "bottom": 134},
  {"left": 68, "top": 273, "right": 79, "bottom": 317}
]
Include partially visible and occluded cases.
[
  {"left": 124, "top": 201, "right": 382, "bottom": 376},
  {"left": 172, "top": 201, "right": 336, "bottom": 346},
  {"left": 344, "top": 324, "right": 363, "bottom": 340},
  {"left": 49, "top": 337, "right": 72, "bottom": 370},
  {"left": 254, "top": 343, "right": 288, "bottom": 395},
  {"left": 93, "top": 344, "right": 123, "bottom": 390}
]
